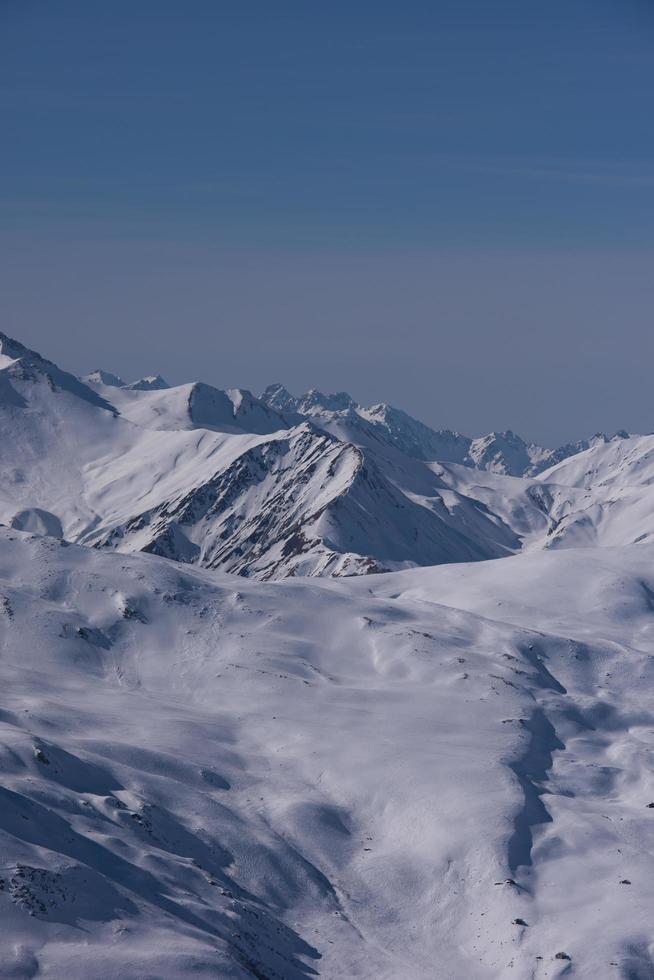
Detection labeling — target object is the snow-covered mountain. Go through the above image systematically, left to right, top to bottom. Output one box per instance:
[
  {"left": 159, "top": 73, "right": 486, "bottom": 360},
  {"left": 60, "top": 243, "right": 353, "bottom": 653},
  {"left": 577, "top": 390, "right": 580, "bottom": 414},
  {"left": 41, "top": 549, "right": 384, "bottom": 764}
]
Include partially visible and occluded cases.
[
  {"left": 3, "top": 329, "right": 654, "bottom": 977},
  {"left": 0, "top": 331, "right": 650, "bottom": 580},
  {"left": 0, "top": 333, "right": 521, "bottom": 578}
]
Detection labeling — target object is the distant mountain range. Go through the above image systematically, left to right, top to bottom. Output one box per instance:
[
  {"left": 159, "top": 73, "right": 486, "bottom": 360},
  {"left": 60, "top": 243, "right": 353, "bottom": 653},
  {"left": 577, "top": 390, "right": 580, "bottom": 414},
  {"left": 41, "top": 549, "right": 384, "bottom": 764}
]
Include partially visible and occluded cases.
[{"left": 0, "top": 330, "right": 648, "bottom": 579}]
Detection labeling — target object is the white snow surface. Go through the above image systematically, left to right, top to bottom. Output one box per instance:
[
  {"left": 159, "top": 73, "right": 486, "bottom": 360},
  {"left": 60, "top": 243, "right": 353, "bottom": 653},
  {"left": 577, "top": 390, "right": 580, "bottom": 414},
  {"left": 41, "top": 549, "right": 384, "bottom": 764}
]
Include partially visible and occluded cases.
[{"left": 1, "top": 529, "right": 653, "bottom": 978}]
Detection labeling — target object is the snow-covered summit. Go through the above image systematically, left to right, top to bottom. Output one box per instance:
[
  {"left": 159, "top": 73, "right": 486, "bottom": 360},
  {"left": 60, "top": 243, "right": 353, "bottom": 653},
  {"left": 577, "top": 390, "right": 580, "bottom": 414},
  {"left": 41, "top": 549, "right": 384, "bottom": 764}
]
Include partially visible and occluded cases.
[
  {"left": 0, "top": 332, "right": 115, "bottom": 412},
  {"left": 82, "top": 368, "right": 125, "bottom": 387},
  {"left": 124, "top": 374, "right": 170, "bottom": 391},
  {"left": 260, "top": 382, "right": 300, "bottom": 414},
  {"left": 261, "top": 384, "right": 357, "bottom": 415},
  {"left": 297, "top": 388, "right": 357, "bottom": 414},
  {"left": 467, "top": 429, "right": 548, "bottom": 476}
]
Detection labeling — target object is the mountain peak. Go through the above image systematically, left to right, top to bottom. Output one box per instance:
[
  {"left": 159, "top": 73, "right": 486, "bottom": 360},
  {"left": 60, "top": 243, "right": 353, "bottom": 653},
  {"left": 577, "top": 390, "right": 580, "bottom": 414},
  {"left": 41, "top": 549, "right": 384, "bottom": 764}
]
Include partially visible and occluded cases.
[
  {"left": 0, "top": 332, "right": 114, "bottom": 412},
  {"left": 83, "top": 368, "right": 125, "bottom": 388},
  {"left": 124, "top": 374, "right": 170, "bottom": 391},
  {"left": 261, "top": 383, "right": 298, "bottom": 413},
  {"left": 261, "top": 384, "right": 358, "bottom": 415},
  {"left": 298, "top": 388, "right": 357, "bottom": 414},
  {"left": 467, "top": 430, "right": 539, "bottom": 476}
]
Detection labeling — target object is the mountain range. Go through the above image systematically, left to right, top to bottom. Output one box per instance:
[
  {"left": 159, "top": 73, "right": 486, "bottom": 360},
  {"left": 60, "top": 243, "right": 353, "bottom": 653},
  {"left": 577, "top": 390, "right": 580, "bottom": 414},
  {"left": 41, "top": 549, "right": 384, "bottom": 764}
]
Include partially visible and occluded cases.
[
  {"left": 3, "top": 329, "right": 654, "bottom": 977},
  {"left": 0, "top": 330, "right": 648, "bottom": 580}
]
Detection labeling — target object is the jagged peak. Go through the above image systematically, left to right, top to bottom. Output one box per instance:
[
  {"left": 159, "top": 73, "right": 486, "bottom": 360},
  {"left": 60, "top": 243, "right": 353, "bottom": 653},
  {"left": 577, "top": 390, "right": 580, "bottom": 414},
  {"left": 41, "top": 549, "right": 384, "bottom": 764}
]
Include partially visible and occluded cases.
[
  {"left": 83, "top": 369, "right": 125, "bottom": 388},
  {"left": 124, "top": 374, "right": 170, "bottom": 391},
  {"left": 261, "top": 383, "right": 298, "bottom": 411},
  {"left": 298, "top": 388, "right": 357, "bottom": 413},
  {"left": 363, "top": 402, "right": 466, "bottom": 437},
  {"left": 473, "top": 429, "right": 526, "bottom": 445}
]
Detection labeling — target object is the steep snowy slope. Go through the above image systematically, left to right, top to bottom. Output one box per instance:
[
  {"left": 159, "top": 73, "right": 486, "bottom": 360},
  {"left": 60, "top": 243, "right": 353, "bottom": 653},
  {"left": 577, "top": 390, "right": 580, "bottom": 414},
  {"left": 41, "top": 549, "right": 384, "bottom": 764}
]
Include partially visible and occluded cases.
[
  {"left": 83, "top": 423, "right": 518, "bottom": 578},
  {"left": 532, "top": 433, "right": 654, "bottom": 550},
  {"left": 1, "top": 528, "right": 653, "bottom": 978}
]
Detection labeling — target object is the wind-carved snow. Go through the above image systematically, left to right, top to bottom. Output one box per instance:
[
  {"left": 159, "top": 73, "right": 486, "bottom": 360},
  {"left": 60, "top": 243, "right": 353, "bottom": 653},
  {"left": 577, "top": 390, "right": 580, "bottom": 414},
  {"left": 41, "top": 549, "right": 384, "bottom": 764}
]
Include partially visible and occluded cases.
[{"left": 1, "top": 529, "right": 653, "bottom": 977}]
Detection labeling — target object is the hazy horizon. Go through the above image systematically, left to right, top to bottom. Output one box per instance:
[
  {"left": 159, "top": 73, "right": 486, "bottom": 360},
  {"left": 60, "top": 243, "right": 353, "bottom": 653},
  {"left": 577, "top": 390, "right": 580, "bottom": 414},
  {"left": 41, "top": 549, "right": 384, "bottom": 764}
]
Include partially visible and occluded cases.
[{"left": 3, "top": 1, "right": 654, "bottom": 445}]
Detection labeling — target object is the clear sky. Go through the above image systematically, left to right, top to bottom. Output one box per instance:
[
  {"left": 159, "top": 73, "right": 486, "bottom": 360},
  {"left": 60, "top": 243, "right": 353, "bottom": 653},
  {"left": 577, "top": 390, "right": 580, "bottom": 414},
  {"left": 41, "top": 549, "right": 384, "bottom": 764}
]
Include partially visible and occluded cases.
[{"left": 2, "top": 0, "right": 654, "bottom": 444}]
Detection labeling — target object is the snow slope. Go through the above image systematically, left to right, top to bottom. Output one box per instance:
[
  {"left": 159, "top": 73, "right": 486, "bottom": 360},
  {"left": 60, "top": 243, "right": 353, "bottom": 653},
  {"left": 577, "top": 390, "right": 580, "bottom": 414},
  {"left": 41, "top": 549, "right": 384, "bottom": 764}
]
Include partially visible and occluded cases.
[
  {"left": 531, "top": 434, "right": 654, "bottom": 550},
  {"left": 1, "top": 528, "right": 653, "bottom": 978}
]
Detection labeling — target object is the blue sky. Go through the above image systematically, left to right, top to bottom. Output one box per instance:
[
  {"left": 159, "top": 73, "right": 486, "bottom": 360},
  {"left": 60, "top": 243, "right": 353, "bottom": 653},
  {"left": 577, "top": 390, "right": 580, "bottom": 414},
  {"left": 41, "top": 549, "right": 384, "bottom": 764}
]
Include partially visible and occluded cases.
[{"left": 2, "top": 1, "right": 654, "bottom": 443}]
